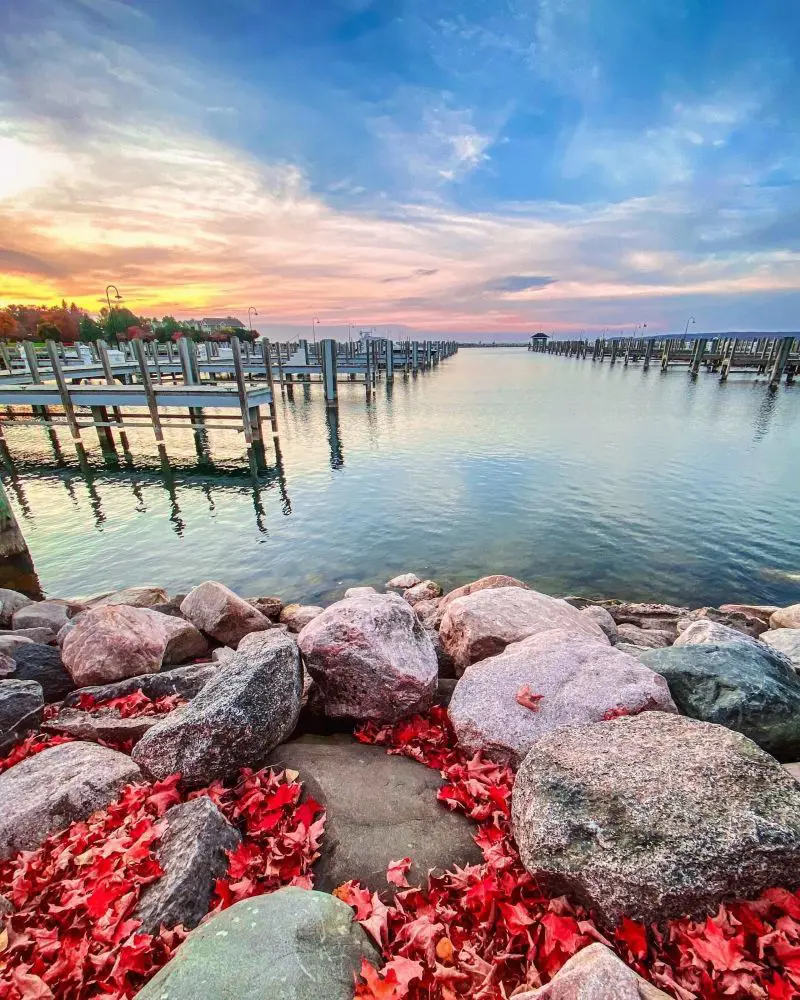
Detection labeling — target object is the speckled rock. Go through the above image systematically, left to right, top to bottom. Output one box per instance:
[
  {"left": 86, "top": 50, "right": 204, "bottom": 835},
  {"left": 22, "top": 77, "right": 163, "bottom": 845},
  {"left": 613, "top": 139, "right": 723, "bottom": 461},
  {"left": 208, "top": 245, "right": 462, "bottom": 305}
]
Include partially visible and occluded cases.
[
  {"left": 386, "top": 573, "right": 422, "bottom": 590},
  {"left": 439, "top": 574, "right": 530, "bottom": 610},
  {"left": 403, "top": 580, "right": 443, "bottom": 606},
  {"left": 180, "top": 581, "right": 271, "bottom": 647},
  {"left": 87, "top": 586, "right": 169, "bottom": 609},
  {"left": 440, "top": 587, "right": 608, "bottom": 672},
  {"left": 0, "top": 589, "right": 32, "bottom": 628},
  {"left": 297, "top": 592, "right": 437, "bottom": 722},
  {"left": 413, "top": 598, "right": 445, "bottom": 630},
  {"left": 12, "top": 600, "right": 77, "bottom": 634},
  {"left": 280, "top": 603, "right": 325, "bottom": 632},
  {"left": 605, "top": 603, "right": 687, "bottom": 632},
  {"left": 580, "top": 605, "right": 618, "bottom": 643},
  {"left": 772, "top": 605, "right": 800, "bottom": 630},
  {"left": 62, "top": 606, "right": 208, "bottom": 687},
  {"left": 674, "top": 619, "right": 768, "bottom": 650},
  {"left": 615, "top": 624, "right": 673, "bottom": 648},
  {"left": 762, "top": 629, "right": 800, "bottom": 671},
  {"left": 132, "top": 630, "right": 302, "bottom": 787},
  {"left": 448, "top": 630, "right": 675, "bottom": 767},
  {"left": 638, "top": 642, "right": 800, "bottom": 760},
  {"left": 11, "top": 643, "right": 74, "bottom": 702},
  {"left": 64, "top": 660, "right": 217, "bottom": 707},
  {"left": 0, "top": 679, "right": 44, "bottom": 754},
  {"left": 43, "top": 707, "right": 158, "bottom": 745},
  {"left": 512, "top": 713, "right": 800, "bottom": 926},
  {"left": 0, "top": 741, "right": 141, "bottom": 859},
  {"left": 135, "top": 797, "right": 240, "bottom": 934},
  {"left": 134, "top": 888, "right": 379, "bottom": 1000},
  {"left": 513, "top": 943, "right": 672, "bottom": 1000}
]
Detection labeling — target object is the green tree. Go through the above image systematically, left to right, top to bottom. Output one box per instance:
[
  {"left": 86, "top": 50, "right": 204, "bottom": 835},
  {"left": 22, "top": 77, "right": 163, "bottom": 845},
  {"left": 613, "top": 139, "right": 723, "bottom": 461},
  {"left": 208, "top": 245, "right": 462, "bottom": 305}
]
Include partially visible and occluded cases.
[{"left": 79, "top": 314, "right": 103, "bottom": 342}]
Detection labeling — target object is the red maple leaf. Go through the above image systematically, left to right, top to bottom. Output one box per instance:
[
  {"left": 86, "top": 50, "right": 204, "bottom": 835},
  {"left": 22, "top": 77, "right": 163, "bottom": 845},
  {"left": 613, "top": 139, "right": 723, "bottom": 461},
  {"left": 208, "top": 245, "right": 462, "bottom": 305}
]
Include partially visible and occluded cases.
[
  {"left": 516, "top": 686, "right": 544, "bottom": 711},
  {"left": 387, "top": 858, "right": 412, "bottom": 888},
  {"left": 688, "top": 917, "right": 749, "bottom": 973}
]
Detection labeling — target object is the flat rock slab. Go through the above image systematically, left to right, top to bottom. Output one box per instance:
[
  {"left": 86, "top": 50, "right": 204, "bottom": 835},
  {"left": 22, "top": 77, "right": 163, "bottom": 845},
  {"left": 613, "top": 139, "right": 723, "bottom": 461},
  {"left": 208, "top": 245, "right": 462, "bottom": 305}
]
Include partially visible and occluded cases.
[
  {"left": 180, "top": 581, "right": 271, "bottom": 647},
  {"left": 86, "top": 586, "right": 169, "bottom": 609},
  {"left": 440, "top": 586, "right": 608, "bottom": 672},
  {"left": 682, "top": 606, "right": 768, "bottom": 638},
  {"left": 615, "top": 624, "right": 673, "bottom": 648},
  {"left": 762, "top": 629, "right": 800, "bottom": 670},
  {"left": 448, "top": 630, "right": 676, "bottom": 767},
  {"left": 638, "top": 642, "right": 800, "bottom": 760},
  {"left": 10, "top": 643, "right": 74, "bottom": 702},
  {"left": 64, "top": 660, "right": 217, "bottom": 707},
  {"left": 0, "top": 679, "right": 44, "bottom": 755},
  {"left": 43, "top": 707, "right": 158, "bottom": 745},
  {"left": 511, "top": 713, "right": 800, "bottom": 926},
  {"left": 268, "top": 734, "right": 483, "bottom": 892},
  {"left": 0, "top": 741, "right": 141, "bottom": 860},
  {"left": 135, "top": 797, "right": 240, "bottom": 934},
  {"left": 135, "top": 888, "right": 379, "bottom": 1000},
  {"left": 514, "top": 943, "right": 671, "bottom": 1000}
]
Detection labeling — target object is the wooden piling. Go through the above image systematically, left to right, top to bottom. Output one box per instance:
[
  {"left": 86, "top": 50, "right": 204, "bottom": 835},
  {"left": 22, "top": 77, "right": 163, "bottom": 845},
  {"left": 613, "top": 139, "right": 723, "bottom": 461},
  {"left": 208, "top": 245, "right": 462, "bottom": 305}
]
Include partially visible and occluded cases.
[
  {"left": 769, "top": 336, "right": 794, "bottom": 389},
  {"left": 230, "top": 337, "right": 253, "bottom": 447},
  {"left": 131, "top": 338, "right": 169, "bottom": 463},
  {"left": 321, "top": 338, "right": 338, "bottom": 406},
  {"left": 45, "top": 340, "right": 86, "bottom": 457}
]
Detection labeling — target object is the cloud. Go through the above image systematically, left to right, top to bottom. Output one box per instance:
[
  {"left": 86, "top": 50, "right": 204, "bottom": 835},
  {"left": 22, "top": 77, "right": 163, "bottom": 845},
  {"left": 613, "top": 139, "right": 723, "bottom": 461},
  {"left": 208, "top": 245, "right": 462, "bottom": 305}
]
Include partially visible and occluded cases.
[
  {"left": 0, "top": 249, "right": 66, "bottom": 278},
  {"left": 381, "top": 268, "right": 439, "bottom": 283},
  {"left": 483, "top": 275, "right": 556, "bottom": 293}
]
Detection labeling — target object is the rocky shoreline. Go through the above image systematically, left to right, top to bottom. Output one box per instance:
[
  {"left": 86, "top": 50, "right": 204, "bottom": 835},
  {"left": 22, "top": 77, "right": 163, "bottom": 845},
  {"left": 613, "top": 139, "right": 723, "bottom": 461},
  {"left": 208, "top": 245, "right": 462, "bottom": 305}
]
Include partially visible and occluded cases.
[{"left": 1, "top": 574, "right": 800, "bottom": 998}]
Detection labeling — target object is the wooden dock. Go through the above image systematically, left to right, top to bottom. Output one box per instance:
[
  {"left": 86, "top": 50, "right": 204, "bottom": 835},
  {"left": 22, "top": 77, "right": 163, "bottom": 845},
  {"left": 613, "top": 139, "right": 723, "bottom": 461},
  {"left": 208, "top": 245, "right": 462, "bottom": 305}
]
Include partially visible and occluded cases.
[{"left": 529, "top": 333, "right": 799, "bottom": 388}]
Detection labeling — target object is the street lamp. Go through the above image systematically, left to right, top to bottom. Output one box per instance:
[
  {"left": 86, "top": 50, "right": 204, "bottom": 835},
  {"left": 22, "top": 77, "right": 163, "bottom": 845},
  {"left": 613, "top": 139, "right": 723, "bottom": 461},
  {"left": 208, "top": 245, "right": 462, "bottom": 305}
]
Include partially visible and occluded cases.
[
  {"left": 105, "top": 284, "right": 122, "bottom": 312},
  {"left": 248, "top": 306, "right": 258, "bottom": 331},
  {"left": 684, "top": 316, "right": 696, "bottom": 337},
  {"left": 312, "top": 317, "right": 320, "bottom": 345}
]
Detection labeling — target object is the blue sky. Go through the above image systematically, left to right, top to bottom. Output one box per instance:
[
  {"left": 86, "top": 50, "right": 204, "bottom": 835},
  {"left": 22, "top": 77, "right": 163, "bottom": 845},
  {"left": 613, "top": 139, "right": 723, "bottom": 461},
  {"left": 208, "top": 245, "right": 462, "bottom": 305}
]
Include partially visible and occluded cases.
[{"left": 1, "top": 0, "right": 799, "bottom": 336}]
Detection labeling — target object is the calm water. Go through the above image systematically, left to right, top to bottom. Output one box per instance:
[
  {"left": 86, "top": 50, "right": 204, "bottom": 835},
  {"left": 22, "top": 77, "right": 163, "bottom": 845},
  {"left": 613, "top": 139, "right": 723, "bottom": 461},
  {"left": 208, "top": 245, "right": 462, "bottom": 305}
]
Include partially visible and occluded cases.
[{"left": 3, "top": 348, "right": 800, "bottom": 608}]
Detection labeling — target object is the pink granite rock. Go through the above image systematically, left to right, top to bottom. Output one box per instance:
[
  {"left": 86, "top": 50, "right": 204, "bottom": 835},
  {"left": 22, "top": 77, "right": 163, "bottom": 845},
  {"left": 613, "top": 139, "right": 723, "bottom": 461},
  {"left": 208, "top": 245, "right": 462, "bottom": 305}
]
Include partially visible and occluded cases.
[
  {"left": 386, "top": 573, "right": 422, "bottom": 590},
  {"left": 439, "top": 574, "right": 530, "bottom": 610},
  {"left": 403, "top": 580, "right": 443, "bottom": 606},
  {"left": 180, "top": 581, "right": 270, "bottom": 647},
  {"left": 87, "top": 586, "right": 169, "bottom": 609},
  {"left": 440, "top": 587, "right": 608, "bottom": 672},
  {"left": 297, "top": 592, "right": 437, "bottom": 722},
  {"left": 413, "top": 598, "right": 444, "bottom": 630},
  {"left": 280, "top": 604, "right": 325, "bottom": 633},
  {"left": 719, "top": 604, "right": 780, "bottom": 627},
  {"left": 772, "top": 604, "right": 800, "bottom": 630},
  {"left": 62, "top": 606, "right": 208, "bottom": 686},
  {"left": 616, "top": 623, "right": 673, "bottom": 648},
  {"left": 448, "top": 629, "right": 676, "bottom": 766},
  {"left": 513, "top": 944, "right": 671, "bottom": 1000}
]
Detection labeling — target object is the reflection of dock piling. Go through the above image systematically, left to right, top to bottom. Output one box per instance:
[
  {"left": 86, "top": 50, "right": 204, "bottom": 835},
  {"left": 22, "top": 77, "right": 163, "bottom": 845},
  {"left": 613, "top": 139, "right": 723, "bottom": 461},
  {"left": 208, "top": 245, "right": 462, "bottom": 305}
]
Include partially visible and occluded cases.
[{"left": 530, "top": 332, "right": 798, "bottom": 388}]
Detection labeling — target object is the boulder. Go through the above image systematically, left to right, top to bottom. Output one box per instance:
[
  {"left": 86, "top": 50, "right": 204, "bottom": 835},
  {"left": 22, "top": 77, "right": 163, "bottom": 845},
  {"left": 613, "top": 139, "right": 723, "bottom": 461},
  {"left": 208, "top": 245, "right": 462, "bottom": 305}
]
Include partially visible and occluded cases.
[
  {"left": 386, "top": 572, "right": 421, "bottom": 590},
  {"left": 439, "top": 574, "right": 530, "bottom": 610},
  {"left": 403, "top": 580, "right": 443, "bottom": 605},
  {"left": 180, "top": 581, "right": 271, "bottom": 646},
  {"left": 87, "top": 586, "right": 169, "bottom": 609},
  {"left": 344, "top": 586, "right": 377, "bottom": 598},
  {"left": 440, "top": 587, "right": 608, "bottom": 672},
  {"left": 0, "top": 589, "right": 32, "bottom": 628},
  {"left": 297, "top": 592, "right": 437, "bottom": 722},
  {"left": 150, "top": 594, "right": 188, "bottom": 619},
  {"left": 247, "top": 596, "right": 283, "bottom": 622},
  {"left": 413, "top": 598, "right": 445, "bottom": 630},
  {"left": 12, "top": 600, "right": 77, "bottom": 633},
  {"left": 280, "top": 603, "right": 324, "bottom": 632},
  {"left": 607, "top": 603, "right": 687, "bottom": 631},
  {"left": 719, "top": 604, "right": 780, "bottom": 627},
  {"left": 580, "top": 605, "right": 618, "bottom": 643},
  {"left": 772, "top": 605, "right": 800, "bottom": 630},
  {"left": 62, "top": 606, "right": 208, "bottom": 687},
  {"left": 682, "top": 606, "right": 767, "bottom": 638},
  {"left": 674, "top": 619, "right": 767, "bottom": 650},
  {"left": 615, "top": 624, "right": 673, "bottom": 648},
  {"left": 0, "top": 626, "right": 55, "bottom": 644},
  {"left": 762, "top": 629, "right": 800, "bottom": 671},
  {"left": 448, "top": 630, "right": 676, "bottom": 767},
  {"left": 132, "top": 631, "right": 302, "bottom": 787},
  {"left": 0, "top": 634, "right": 35, "bottom": 659},
  {"left": 637, "top": 642, "right": 800, "bottom": 760},
  {"left": 11, "top": 643, "right": 74, "bottom": 702},
  {"left": 211, "top": 645, "right": 236, "bottom": 663},
  {"left": 63, "top": 660, "right": 217, "bottom": 707},
  {"left": 0, "top": 679, "right": 44, "bottom": 754},
  {"left": 43, "top": 707, "right": 158, "bottom": 745},
  {"left": 511, "top": 712, "right": 800, "bottom": 926},
  {"left": 269, "top": 735, "right": 482, "bottom": 891},
  {"left": 0, "top": 741, "right": 141, "bottom": 859},
  {"left": 786, "top": 763, "right": 800, "bottom": 783},
  {"left": 135, "top": 798, "right": 240, "bottom": 934},
  {"left": 134, "top": 888, "right": 379, "bottom": 1000},
  {"left": 513, "top": 943, "right": 672, "bottom": 1000}
]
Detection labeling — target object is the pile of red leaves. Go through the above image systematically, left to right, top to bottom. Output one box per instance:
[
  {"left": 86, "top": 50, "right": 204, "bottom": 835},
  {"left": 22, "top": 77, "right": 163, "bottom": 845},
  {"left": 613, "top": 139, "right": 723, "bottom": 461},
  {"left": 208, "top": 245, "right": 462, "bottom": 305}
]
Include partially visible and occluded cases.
[
  {"left": 74, "top": 692, "right": 185, "bottom": 718},
  {"left": 0, "top": 694, "right": 325, "bottom": 1000},
  {"left": 351, "top": 707, "right": 799, "bottom": 1000}
]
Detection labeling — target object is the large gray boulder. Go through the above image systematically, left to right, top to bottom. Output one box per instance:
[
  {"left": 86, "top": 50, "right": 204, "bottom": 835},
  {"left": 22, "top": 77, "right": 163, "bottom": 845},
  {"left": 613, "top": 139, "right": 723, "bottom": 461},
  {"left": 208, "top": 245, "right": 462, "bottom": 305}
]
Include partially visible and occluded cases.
[
  {"left": 180, "top": 581, "right": 271, "bottom": 647},
  {"left": 440, "top": 587, "right": 608, "bottom": 672},
  {"left": 0, "top": 589, "right": 32, "bottom": 628},
  {"left": 297, "top": 592, "right": 437, "bottom": 722},
  {"left": 12, "top": 600, "right": 77, "bottom": 633},
  {"left": 62, "top": 605, "right": 208, "bottom": 687},
  {"left": 580, "top": 605, "right": 618, "bottom": 643},
  {"left": 762, "top": 629, "right": 800, "bottom": 671},
  {"left": 449, "top": 630, "right": 676, "bottom": 767},
  {"left": 132, "top": 631, "right": 302, "bottom": 787},
  {"left": 637, "top": 642, "right": 800, "bottom": 760},
  {"left": 11, "top": 643, "right": 74, "bottom": 702},
  {"left": 64, "top": 660, "right": 217, "bottom": 707},
  {"left": 0, "top": 679, "right": 44, "bottom": 754},
  {"left": 512, "top": 713, "right": 800, "bottom": 926},
  {"left": 268, "top": 735, "right": 482, "bottom": 892},
  {"left": 0, "top": 741, "right": 141, "bottom": 859},
  {"left": 135, "top": 797, "right": 240, "bottom": 934},
  {"left": 134, "top": 888, "right": 379, "bottom": 1000},
  {"left": 513, "top": 944, "right": 671, "bottom": 1000}
]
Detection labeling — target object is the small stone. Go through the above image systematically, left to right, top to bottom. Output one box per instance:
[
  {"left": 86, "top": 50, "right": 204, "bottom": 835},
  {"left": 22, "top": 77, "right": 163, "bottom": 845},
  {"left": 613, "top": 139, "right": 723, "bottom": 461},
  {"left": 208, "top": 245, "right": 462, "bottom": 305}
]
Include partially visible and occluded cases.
[
  {"left": 386, "top": 573, "right": 422, "bottom": 590},
  {"left": 439, "top": 574, "right": 530, "bottom": 610},
  {"left": 403, "top": 580, "right": 443, "bottom": 605},
  {"left": 180, "top": 581, "right": 271, "bottom": 647},
  {"left": 344, "top": 586, "right": 377, "bottom": 598},
  {"left": 0, "top": 589, "right": 33, "bottom": 629},
  {"left": 298, "top": 592, "right": 437, "bottom": 722},
  {"left": 246, "top": 596, "right": 284, "bottom": 621},
  {"left": 12, "top": 600, "right": 78, "bottom": 633},
  {"left": 279, "top": 603, "right": 325, "bottom": 632},
  {"left": 772, "top": 604, "right": 800, "bottom": 630},
  {"left": 580, "top": 605, "right": 618, "bottom": 643},
  {"left": 615, "top": 623, "right": 673, "bottom": 648},
  {"left": 762, "top": 629, "right": 800, "bottom": 671},
  {"left": 11, "top": 643, "right": 74, "bottom": 702},
  {"left": 211, "top": 646, "right": 236, "bottom": 663},
  {"left": 63, "top": 661, "right": 217, "bottom": 707},
  {"left": 0, "top": 679, "right": 44, "bottom": 754},
  {"left": 43, "top": 707, "right": 158, "bottom": 745},
  {"left": 0, "top": 741, "right": 141, "bottom": 859},
  {"left": 135, "top": 798, "right": 240, "bottom": 934},
  {"left": 134, "top": 887, "right": 379, "bottom": 1000},
  {"left": 513, "top": 943, "right": 672, "bottom": 1000}
]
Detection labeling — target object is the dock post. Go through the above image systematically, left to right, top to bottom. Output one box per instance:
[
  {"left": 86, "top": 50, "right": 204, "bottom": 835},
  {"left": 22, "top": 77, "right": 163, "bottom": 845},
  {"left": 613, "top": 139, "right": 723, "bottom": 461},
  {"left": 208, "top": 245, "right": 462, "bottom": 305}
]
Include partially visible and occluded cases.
[
  {"left": 230, "top": 336, "right": 254, "bottom": 448},
  {"left": 769, "top": 336, "right": 793, "bottom": 389},
  {"left": 132, "top": 338, "right": 169, "bottom": 465},
  {"left": 321, "top": 338, "right": 338, "bottom": 406},
  {"left": 365, "top": 338, "right": 372, "bottom": 398},
  {"left": 689, "top": 338, "right": 706, "bottom": 377},
  {"left": 720, "top": 338, "right": 738, "bottom": 382},
  {"left": 97, "top": 339, "right": 129, "bottom": 451},
  {"left": 259, "top": 339, "right": 280, "bottom": 446},
  {"left": 385, "top": 339, "right": 394, "bottom": 382},
  {"left": 643, "top": 339, "right": 654, "bottom": 370},
  {"left": 661, "top": 339, "right": 671, "bottom": 371},
  {"left": 45, "top": 340, "right": 87, "bottom": 460},
  {"left": 609, "top": 340, "right": 618, "bottom": 364},
  {"left": 22, "top": 341, "right": 53, "bottom": 432},
  {"left": 412, "top": 341, "right": 419, "bottom": 374},
  {"left": 90, "top": 406, "right": 116, "bottom": 455}
]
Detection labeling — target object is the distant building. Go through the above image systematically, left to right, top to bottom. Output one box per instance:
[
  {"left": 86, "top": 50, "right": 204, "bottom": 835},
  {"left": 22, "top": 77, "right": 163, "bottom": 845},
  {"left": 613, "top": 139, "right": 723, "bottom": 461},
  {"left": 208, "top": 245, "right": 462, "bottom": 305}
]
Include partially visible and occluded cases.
[
  {"left": 200, "top": 316, "right": 245, "bottom": 333},
  {"left": 530, "top": 332, "right": 549, "bottom": 343}
]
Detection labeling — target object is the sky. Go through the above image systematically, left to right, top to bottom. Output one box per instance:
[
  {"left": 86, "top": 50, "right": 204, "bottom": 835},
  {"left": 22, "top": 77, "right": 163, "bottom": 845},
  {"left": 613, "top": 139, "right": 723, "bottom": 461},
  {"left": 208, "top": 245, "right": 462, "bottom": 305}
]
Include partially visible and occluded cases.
[{"left": 1, "top": 0, "right": 799, "bottom": 339}]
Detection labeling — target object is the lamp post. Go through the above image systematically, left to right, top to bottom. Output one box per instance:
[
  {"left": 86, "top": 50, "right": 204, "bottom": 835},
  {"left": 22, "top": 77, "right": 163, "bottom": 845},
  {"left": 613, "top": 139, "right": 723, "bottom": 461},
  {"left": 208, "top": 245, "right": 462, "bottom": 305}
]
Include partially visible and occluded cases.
[
  {"left": 105, "top": 284, "right": 122, "bottom": 338},
  {"left": 248, "top": 306, "right": 258, "bottom": 331},
  {"left": 684, "top": 316, "right": 696, "bottom": 337},
  {"left": 312, "top": 317, "right": 320, "bottom": 345}
]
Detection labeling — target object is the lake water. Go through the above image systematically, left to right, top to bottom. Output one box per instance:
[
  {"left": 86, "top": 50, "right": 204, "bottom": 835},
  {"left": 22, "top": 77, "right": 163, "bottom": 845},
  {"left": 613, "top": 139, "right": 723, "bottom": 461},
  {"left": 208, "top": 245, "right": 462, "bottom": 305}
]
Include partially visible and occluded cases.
[{"left": 3, "top": 348, "right": 800, "bottom": 608}]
